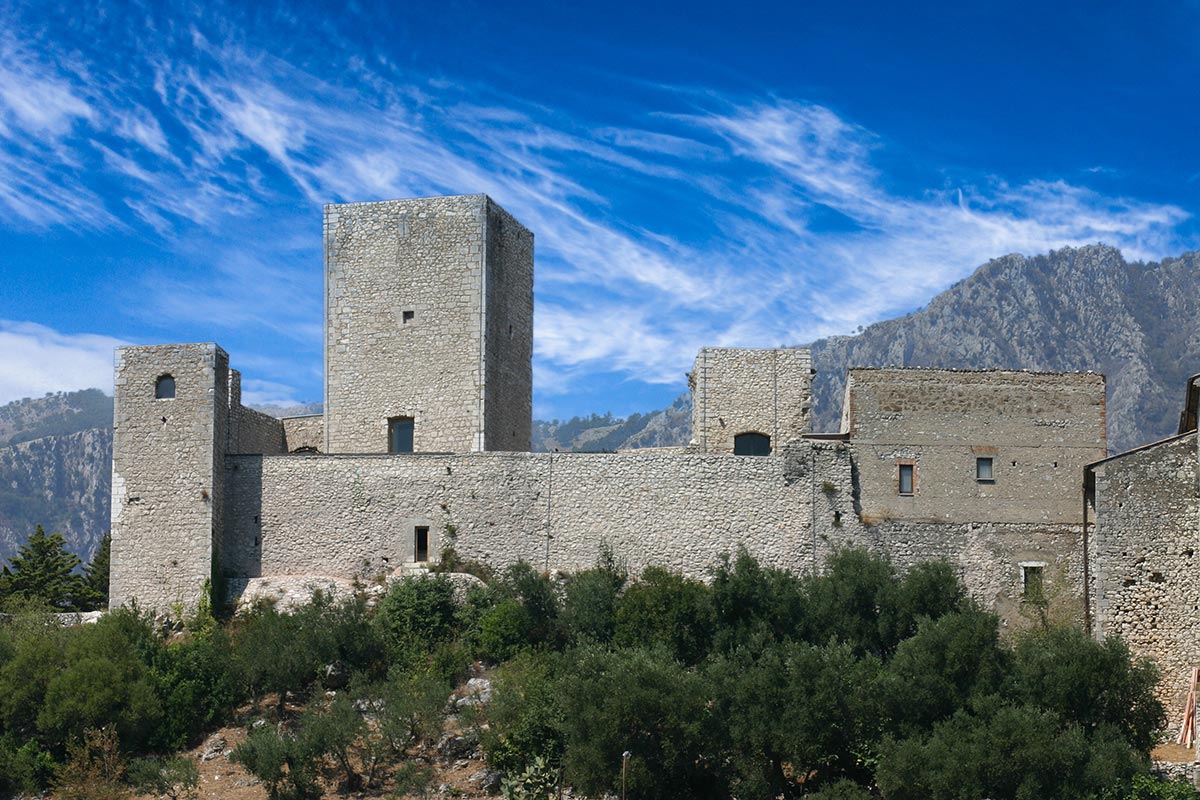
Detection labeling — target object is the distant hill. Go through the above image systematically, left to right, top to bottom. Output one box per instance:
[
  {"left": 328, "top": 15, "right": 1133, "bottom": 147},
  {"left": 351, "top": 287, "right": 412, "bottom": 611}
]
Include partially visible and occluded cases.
[{"left": 2, "top": 243, "right": 1198, "bottom": 564}]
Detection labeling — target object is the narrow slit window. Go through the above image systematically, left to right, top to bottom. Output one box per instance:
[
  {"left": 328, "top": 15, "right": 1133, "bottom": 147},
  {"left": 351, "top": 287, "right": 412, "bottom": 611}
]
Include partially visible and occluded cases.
[
  {"left": 155, "top": 374, "right": 175, "bottom": 399},
  {"left": 388, "top": 417, "right": 414, "bottom": 453},
  {"left": 734, "top": 432, "right": 771, "bottom": 456},
  {"left": 976, "top": 457, "right": 994, "bottom": 482},
  {"left": 898, "top": 463, "right": 914, "bottom": 495},
  {"left": 414, "top": 526, "right": 429, "bottom": 562},
  {"left": 1023, "top": 565, "right": 1045, "bottom": 601}
]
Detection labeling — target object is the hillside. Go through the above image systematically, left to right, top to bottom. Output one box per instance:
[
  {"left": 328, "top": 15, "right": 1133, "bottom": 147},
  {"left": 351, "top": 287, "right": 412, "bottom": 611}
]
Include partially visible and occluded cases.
[{"left": 1, "top": 244, "right": 1197, "bottom": 564}]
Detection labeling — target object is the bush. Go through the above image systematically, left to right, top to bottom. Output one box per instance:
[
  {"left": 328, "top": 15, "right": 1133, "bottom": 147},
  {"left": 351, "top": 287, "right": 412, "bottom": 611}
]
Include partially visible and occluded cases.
[
  {"left": 710, "top": 549, "right": 805, "bottom": 653},
  {"left": 560, "top": 550, "right": 626, "bottom": 645},
  {"left": 470, "top": 563, "right": 562, "bottom": 661},
  {"left": 614, "top": 566, "right": 714, "bottom": 665},
  {"left": 375, "top": 576, "right": 457, "bottom": 667},
  {"left": 879, "top": 609, "right": 1009, "bottom": 736},
  {"left": 150, "top": 624, "right": 242, "bottom": 750},
  {"left": 1009, "top": 625, "right": 1163, "bottom": 752},
  {"left": 710, "top": 641, "right": 880, "bottom": 797},
  {"left": 558, "top": 646, "right": 724, "bottom": 800},
  {"left": 483, "top": 651, "right": 565, "bottom": 778},
  {"left": 876, "top": 701, "right": 1142, "bottom": 800},
  {"left": 231, "top": 723, "right": 321, "bottom": 800},
  {"left": 127, "top": 755, "right": 199, "bottom": 800}
]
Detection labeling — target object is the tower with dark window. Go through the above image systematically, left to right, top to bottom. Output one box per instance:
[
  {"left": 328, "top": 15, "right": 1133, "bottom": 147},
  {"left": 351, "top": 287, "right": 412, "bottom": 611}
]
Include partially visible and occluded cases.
[
  {"left": 323, "top": 195, "right": 534, "bottom": 454},
  {"left": 690, "top": 348, "right": 813, "bottom": 455}
]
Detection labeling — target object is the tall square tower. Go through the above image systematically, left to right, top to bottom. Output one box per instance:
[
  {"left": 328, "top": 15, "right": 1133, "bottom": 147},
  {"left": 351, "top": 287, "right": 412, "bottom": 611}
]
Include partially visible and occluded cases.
[{"left": 323, "top": 195, "right": 533, "bottom": 453}]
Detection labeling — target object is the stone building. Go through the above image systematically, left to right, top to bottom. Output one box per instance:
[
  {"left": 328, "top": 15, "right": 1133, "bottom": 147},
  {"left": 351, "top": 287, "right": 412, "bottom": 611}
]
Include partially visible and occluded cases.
[
  {"left": 109, "top": 194, "right": 1106, "bottom": 637},
  {"left": 1088, "top": 377, "right": 1200, "bottom": 709}
]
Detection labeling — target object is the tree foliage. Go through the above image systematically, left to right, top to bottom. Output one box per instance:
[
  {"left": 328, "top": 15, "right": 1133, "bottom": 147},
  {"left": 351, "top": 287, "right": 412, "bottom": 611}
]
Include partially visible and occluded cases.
[{"left": 0, "top": 525, "right": 88, "bottom": 610}]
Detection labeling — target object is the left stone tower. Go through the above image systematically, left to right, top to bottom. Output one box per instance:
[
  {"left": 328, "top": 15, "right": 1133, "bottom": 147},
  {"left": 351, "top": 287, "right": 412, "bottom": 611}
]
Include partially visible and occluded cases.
[
  {"left": 323, "top": 195, "right": 534, "bottom": 454},
  {"left": 109, "top": 343, "right": 230, "bottom": 611}
]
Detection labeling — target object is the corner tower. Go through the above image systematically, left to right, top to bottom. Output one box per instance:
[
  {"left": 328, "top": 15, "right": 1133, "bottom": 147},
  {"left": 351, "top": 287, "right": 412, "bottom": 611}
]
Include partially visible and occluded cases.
[{"left": 323, "top": 195, "right": 534, "bottom": 453}]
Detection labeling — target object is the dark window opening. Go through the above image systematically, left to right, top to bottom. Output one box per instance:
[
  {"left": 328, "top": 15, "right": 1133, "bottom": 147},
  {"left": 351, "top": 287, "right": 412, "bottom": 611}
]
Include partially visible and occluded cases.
[
  {"left": 402, "top": 310, "right": 415, "bottom": 324},
  {"left": 155, "top": 374, "right": 176, "bottom": 399},
  {"left": 388, "top": 417, "right": 414, "bottom": 453},
  {"left": 734, "top": 432, "right": 771, "bottom": 456},
  {"left": 976, "top": 457, "right": 994, "bottom": 482},
  {"left": 898, "top": 463, "right": 914, "bottom": 495},
  {"left": 414, "top": 526, "right": 429, "bottom": 562},
  {"left": 1023, "top": 565, "right": 1045, "bottom": 601}
]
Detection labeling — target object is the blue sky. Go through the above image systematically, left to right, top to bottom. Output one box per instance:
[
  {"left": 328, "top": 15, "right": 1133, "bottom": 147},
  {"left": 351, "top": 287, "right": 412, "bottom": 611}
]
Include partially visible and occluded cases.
[{"left": 1, "top": 0, "right": 1198, "bottom": 420}]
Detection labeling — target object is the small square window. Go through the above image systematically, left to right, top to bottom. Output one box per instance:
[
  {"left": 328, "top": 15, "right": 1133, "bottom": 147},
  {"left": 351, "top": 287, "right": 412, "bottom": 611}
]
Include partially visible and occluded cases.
[
  {"left": 402, "top": 310, "right": 415, "bottom": 324},
  {"left": 976, "top": 457, "right": 994, "bottom": 482},
  {"left": 898, "top": 463, "right": 914, "bottom": 495}
]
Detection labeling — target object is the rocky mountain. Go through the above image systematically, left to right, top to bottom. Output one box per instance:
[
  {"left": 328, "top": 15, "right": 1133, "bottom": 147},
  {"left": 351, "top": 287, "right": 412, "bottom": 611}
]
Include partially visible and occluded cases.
[
  {"left": 1, "top": 243, "right": 1197, "bottom": 564},
  {"left": 808, "top": 245, "right": 1200, "bottom": 452},
  {"left": 0, "top": 391, "right": 114, "bottom": 565}
]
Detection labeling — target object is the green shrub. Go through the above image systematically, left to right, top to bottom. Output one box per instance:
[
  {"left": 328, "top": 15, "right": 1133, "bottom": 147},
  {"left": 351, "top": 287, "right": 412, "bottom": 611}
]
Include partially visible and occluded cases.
[
  {"left": 710, "top": 549, "right": 805, "bottom": 653},
  {"left": 561, "top": 550, "right": 626, "bottom": 645},
  {"left": 614, "top": 566, "right": 714, "bottom": 665},
  {"left": 375, "top": 576, "right": 457, "bottom": 667},
  {"left": 1009, "top": 626, "right": 1163, "bottom": 752},
  {"left": 710, "top": 641, "right": 880, "bottom": 797},
  {"left": 558, "top": 646, "right": 724, "bottom": 800},
  {"left": 483, "top": 651, "right": 565, "bottom": 778},
  {"left": 231, "top": 723, "right": 321, "bottom": 800},
  {"left": 127, "top": 755, "right": 199, "bottom": 800}
]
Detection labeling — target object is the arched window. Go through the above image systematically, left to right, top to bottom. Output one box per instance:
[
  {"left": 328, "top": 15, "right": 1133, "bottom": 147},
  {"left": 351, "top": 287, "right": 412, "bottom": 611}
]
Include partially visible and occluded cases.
[
  {"left": 155, "top": 374, "right": 176, "bottom": 399},
  {"left": 734, "top": 432, "right": 771, "bottom": 456}
]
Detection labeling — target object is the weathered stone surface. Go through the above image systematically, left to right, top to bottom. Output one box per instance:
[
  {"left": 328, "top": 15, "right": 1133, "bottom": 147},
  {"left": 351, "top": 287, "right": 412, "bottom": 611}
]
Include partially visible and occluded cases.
[
  {"left": 323, "top": 195, "right": 532, "bottom": 455},
  {"left": 691, "top": 348, "right": 812, "bottom": 454}
]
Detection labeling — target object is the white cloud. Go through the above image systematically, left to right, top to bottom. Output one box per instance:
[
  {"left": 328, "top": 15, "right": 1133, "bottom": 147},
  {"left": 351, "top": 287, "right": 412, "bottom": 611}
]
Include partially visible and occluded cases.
[
  {"left": 0, "top": 10, "right": 1191, "bottom": 404},
  {"left": 0, "top": 322, "right": 127, "bottom": 403}
]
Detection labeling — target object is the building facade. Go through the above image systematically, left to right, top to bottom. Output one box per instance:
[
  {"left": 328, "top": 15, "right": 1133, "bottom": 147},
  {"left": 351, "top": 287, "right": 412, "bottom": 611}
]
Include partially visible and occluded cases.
[{"left": 110, "top": 195, "right": 1108, "bottom": 648}]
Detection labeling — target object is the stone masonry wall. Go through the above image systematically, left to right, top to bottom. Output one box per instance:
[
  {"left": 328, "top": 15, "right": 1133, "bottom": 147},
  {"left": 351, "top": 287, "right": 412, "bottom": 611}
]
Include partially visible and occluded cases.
[
  {"left": 324, "top": 195, "right": 532, "bottom": 454},
  {"left": 482, "top": 198, "right": 534, "bottom": 451},
  {"left": 111, "top": 344, "right": 226, "bottom": 611},
  {"left": 691, "top": 348, "right": 813, "bottom": 454},
  {"left": 845, "top": 369, "right": 1106, "bottom": 525},
  {"left": 229, "top": 406, "right": 286, "bottom": 456},
  {"left": 282, "top": 415, "right": 324, "bottom": 452},
  {"left": 1092, "top": 432, "right": 1200, "bottom": 709},
  {"left": 805, "top": 440, "right": 1084, "bottom": 628},
  {"left": 221, "top": 449, "right": 814, "bottom": 586}
]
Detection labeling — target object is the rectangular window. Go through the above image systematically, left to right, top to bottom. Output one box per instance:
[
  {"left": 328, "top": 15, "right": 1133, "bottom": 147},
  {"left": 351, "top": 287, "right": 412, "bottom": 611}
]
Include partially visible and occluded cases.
[
  {"left": 388, "top": 417, "right": 414, "bottom": 453},
  {"left": 976, "top": 457, "right": 994, "bottom": 482},
  {"left": 898, "top": 463, "right": 914, "bottom": 495},
  {"left": 414, "top": 526, "right": 429, "bottom": 562},
  {"left": 1023, "top": 565, "right": 1045, "bottom": 601}
]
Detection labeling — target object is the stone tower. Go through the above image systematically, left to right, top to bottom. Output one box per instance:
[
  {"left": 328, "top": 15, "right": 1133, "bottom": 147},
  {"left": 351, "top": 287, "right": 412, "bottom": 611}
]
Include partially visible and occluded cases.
[
  {"left": 323, "top": 195, "right": 534, "bottom": 454},
  {"left": 109, "top": 343, "right": 231, "bottom": 611},
  {"left": 690, "top": 348, "right": 813, "bottom": 455}
]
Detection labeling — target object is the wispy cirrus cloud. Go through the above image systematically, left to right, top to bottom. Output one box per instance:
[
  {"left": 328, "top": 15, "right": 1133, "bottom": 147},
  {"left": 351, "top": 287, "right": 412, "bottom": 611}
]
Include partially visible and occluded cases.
[{"left": 0, "top": 4, "right": 1191, "bottom": 408}]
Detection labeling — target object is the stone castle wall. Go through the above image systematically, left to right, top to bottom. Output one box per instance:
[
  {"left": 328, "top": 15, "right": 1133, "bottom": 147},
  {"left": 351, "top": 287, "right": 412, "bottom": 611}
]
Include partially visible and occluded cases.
[
  {"left": 323, "top": 195, "right": 532, "bottom": 454},
  {"left": 691, "top": 348, "right": 812, "bottom": 454},
  {"left": 844, "top": 369, "right": 1106, "bottom": 525},
  {"left": 1091, "top": 432, "right": 1200, "bottom": 708},
  {"left": 221, "top": 449, "right": 814, "bottom": 585}
]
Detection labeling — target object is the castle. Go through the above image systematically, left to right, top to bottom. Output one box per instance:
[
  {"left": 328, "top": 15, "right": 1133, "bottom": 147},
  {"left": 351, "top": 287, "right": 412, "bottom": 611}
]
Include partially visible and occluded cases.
[{"left": 107, "top": 195, "right": 1195, "bottom": 706}]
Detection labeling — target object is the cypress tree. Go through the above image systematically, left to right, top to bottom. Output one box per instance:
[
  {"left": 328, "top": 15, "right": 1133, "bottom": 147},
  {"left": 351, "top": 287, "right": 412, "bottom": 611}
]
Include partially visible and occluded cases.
[{"left": 0, "top": 525, "right": 86, "bottom": 610}]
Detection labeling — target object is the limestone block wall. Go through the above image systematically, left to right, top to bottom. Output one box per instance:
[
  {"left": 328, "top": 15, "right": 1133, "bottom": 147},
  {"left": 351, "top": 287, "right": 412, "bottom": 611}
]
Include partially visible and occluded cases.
[
  {"left": 323, "top": 195, "right": 533, "bottom": 454},
  {"left": 483, "top": 199, "right": 534, "bottom": 451},
  {"left": 110, "top": 343, "right": 228, "bottom": 611},
  {"left": 691, "top": 348, "right": 812, "bottom": 454},
  {"left": 844, "top": 369, "right": 1106, "bottom": 525},
  {"left": 230, "top": 406, "right": 286, "bottom": 456},
  {"left": 282, "top": 415, "right": 324, "bottom": 452},
  {"left": 1091, "top": 432, "right": 1200, "bottom": 708},
  {"left": 807, "top": 440, "right": 1084, "bottom": 627},
  {"left": 220, "top": 449, "right": 814, "bottom": 586}
]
